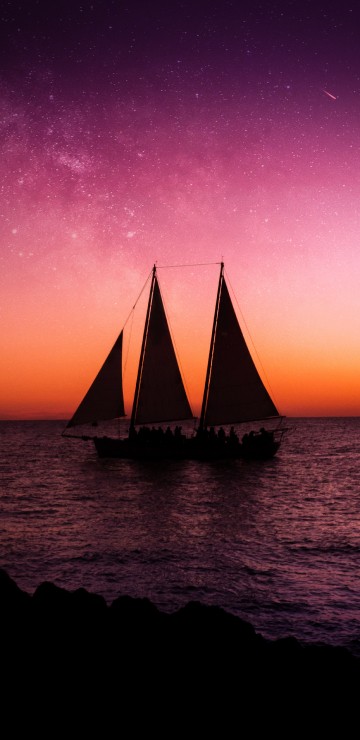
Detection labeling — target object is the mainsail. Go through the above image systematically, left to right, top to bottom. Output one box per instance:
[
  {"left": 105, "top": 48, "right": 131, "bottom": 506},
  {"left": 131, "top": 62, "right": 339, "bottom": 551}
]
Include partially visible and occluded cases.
[
  {"left": 202, "top": 267, "right": 279, "bottom": 426},
  {"left": 133, "top": 274, "right": 193, "bottom": 425},
  {"left": 66, "top": 331, "right": 125, "bottom": 429}
]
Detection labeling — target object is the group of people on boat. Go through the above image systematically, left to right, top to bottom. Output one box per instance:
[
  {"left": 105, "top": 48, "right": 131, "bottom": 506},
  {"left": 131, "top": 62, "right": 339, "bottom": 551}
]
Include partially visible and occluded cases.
[
  {"left": 126, "top": 423, "right": 276, "bottom": 457},
  {"left": 128, "top": 424, "right": 186, "bottom": 447},
  {"left": 195, "top": 425, "right": 240, "bottom": 449}
]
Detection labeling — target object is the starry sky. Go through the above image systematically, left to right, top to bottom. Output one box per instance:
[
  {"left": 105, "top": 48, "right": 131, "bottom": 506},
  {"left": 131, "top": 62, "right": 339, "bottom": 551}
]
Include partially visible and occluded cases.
[{"left": 2, "top": 0, "right": 360, "bottom": 419}]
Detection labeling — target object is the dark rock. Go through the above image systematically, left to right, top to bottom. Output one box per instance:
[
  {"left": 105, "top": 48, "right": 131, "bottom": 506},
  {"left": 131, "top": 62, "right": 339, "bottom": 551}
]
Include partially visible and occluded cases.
[
  {"left": 0, "top": 568, "right": 31, "bottom": 615},
  {"left": 1, "top": 570, "right": 359, "bottom": 699},
  {"left": 33, "top": 580, "right": 107, "bottom": 617},
  {"left": 110, "top": 593, "right": 161, "bottom": 622}
]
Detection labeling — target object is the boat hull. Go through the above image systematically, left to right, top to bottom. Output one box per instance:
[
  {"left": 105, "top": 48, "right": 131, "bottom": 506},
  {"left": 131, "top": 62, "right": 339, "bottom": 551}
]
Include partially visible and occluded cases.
[{"left": 93, "top": 430, "right": 283, "bottom": 461}]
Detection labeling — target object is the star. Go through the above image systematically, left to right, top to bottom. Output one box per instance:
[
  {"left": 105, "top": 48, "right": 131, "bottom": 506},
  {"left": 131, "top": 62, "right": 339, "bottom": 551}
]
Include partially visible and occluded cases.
[{"left": 322, "top": 89, "right": 337, "bottom": 101}]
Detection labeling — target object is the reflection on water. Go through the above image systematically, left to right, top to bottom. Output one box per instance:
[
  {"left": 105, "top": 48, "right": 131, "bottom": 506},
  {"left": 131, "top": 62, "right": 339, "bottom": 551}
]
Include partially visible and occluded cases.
[{"left": 1, "top": 418, "right": 360, "bottom": 654}]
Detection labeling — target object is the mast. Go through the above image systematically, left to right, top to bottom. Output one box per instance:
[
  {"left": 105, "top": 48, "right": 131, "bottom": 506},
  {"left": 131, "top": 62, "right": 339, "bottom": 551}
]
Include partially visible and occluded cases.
[
  {"left": 199, "top": 261, "right": 224, "bottom": 431},
  {"left": 130, "top": 264, "right": 157, "bottom": 430}
]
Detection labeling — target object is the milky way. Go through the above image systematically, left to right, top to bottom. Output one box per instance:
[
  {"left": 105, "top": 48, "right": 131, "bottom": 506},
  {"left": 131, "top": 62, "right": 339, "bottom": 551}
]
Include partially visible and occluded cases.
[{"left": 2, "top": 1, "right": 360, "bottom": 417}]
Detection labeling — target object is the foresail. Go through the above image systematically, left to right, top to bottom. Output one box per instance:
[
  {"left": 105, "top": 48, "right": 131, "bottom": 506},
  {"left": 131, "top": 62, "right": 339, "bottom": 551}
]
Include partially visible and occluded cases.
[
  {"left": 135, "top": 278, "right": 193, "bottom": 424},
  {"left": 205, "top": 279, "right": 279, "bottom": 426},
  {"left": 66, "top": 331, "right": 125, "bottom": 428}
]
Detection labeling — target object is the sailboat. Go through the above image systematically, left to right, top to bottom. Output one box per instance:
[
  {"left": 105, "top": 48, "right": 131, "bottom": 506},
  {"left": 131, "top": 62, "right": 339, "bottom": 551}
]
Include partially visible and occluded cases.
[{"left": 63, "top": 263, "right": 285, "bottom": 460}]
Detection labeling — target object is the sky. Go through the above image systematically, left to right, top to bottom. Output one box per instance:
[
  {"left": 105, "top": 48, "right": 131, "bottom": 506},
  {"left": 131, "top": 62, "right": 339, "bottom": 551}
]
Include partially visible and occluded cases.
[{"left": 1, "top": 0, "right": 360, "bottom": 419}]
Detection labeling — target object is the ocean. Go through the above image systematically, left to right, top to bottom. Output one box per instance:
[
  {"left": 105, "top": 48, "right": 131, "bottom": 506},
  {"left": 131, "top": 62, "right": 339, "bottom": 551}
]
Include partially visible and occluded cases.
[{"left": 1, "top": 417, "right": 360, "bottom": 656}]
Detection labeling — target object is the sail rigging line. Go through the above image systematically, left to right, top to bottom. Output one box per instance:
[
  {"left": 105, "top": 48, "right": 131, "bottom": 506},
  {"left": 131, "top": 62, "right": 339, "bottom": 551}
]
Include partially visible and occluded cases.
[
  {"left": 156, "top": 261, "right": 221, "bottom": 269},
  {"left": 199, "top": 261, "right": 224, "bottom": 431},
  {"left": 130, "top": 265, "right": 156, "bottom": 430},
  {"left": 121, "top": 268, "right": 154, "bottom": 333},
  {"left": 224, "top": 268, "right": 279, "bottom": 412},
  {"left": 122, "top": 269, "right": 156, "bottom": 392},
  {"left": 155, "top": 274, "right": 194, "bottom": 416},
  {"left": 122, "top": 306, "right": 134, "bottom": 380}
]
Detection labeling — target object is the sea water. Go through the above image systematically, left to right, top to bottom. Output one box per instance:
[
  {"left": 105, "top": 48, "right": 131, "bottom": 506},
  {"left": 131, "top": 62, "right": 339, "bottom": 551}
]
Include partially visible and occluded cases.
[{"left": 1, "top": 418, "right": 360, "bottom": 655}]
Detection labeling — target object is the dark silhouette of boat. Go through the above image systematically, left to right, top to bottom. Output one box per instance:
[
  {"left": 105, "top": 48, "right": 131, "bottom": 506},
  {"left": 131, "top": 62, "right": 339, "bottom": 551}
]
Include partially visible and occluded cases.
[{"left": 63, "top": 263, "right": 285, "bottom": 459}]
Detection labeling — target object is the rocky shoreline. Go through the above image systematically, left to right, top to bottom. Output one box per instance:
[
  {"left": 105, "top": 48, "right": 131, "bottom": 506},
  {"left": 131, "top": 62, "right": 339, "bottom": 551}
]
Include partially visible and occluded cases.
[
  {"left": 2, "top": 568, "right": 359, "bottom": 719},
  {"left": 2, "top": 569, "right": 358, "bottom": 668}
]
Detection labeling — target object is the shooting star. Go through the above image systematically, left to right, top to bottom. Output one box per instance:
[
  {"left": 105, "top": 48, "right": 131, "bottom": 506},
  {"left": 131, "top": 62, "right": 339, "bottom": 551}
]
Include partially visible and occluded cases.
[{"left": 322, "top": 89, "right": 337, "bottom": 101}]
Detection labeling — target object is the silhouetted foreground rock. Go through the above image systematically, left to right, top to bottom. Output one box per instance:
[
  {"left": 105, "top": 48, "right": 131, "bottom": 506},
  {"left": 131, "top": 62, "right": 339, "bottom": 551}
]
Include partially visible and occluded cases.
[{"left": 1, "top": 568, "right": 359, "bottom": 715}]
